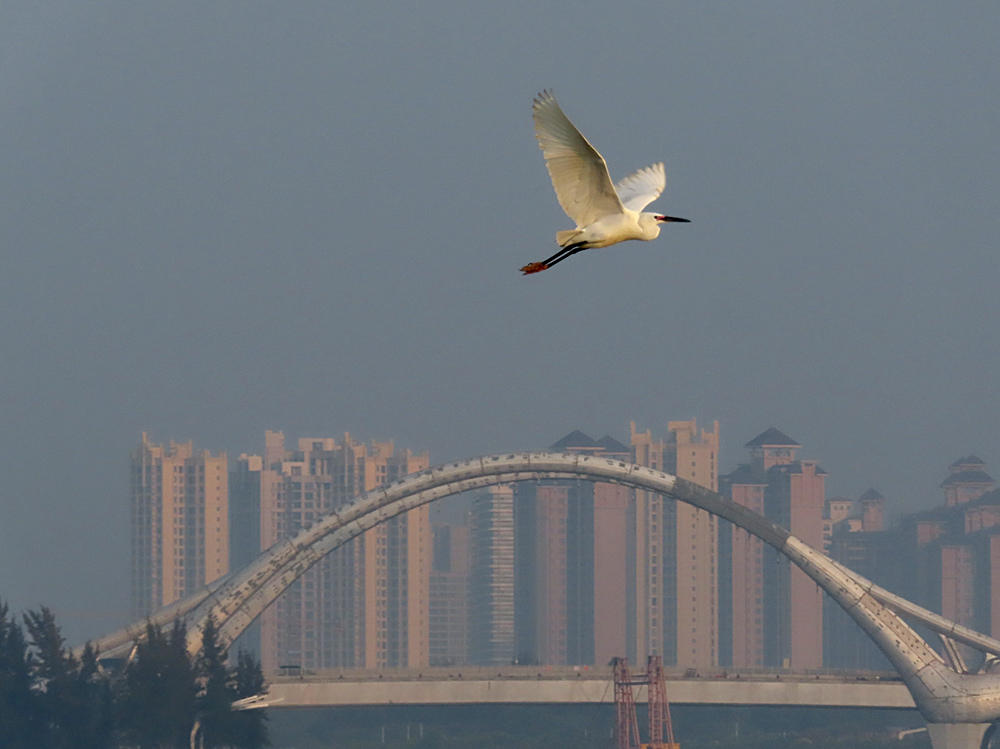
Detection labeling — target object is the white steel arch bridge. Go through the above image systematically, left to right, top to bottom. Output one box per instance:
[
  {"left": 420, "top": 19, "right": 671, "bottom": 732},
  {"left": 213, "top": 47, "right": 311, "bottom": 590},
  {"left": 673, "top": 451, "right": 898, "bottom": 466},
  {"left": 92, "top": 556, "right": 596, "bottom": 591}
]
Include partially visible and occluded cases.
[{"left": 90, "top": 452, "right": 1000, "bottom": 749}]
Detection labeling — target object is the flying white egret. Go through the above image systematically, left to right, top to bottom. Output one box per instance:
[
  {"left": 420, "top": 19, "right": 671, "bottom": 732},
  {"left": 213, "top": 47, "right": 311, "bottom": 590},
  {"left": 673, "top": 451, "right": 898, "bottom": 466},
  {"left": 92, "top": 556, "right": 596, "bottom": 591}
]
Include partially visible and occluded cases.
[{"left": 521, "top": 90, "right": 689, "bottom": 275}]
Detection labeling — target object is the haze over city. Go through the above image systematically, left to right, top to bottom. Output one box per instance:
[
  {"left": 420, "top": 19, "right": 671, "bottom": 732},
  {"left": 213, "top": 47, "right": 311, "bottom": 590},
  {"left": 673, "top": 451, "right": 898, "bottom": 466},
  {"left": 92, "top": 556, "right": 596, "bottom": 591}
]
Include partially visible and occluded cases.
[{"left": 1, "top": 2, "right": 998, "bottom": 645}]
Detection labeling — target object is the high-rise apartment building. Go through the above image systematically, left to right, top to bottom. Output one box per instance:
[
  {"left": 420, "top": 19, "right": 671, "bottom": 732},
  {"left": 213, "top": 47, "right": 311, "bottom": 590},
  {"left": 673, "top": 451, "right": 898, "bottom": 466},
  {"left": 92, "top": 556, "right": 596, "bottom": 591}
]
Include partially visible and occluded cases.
[
  {"left": 630, "top": 420, "right": 719, "bottom": 668},
  {"left": 720, "top": 427, "right": 826, "bottom": 669},
  {"left": 236, "top": 431, "right": 429, "bottom": 672},
  {"left": 513, "top": 431, "right": 632, "bottom": 666},
  {"left": 130, "top": 433, "right": 228, "bottom": 619},
  {"left": 592, "top": 441, "right": 632, "bottom": 667},
  {"left": 229, "top": 454, "right": 265, "bottom": 656},
  {"left": 764, "top": 457, "right": 826, "bottom": 669},
  {"left": 896, "top": 458, "right": 997, "bottom": 641},
  {"left": 718, "top": 463, "right": 766, "bottom": 668},
  {"left": 515, "top": 479, "right": 572, "bottom": 664},
  {"left": 470, "top": 483, "right": 515, "bottom": 664},
  {"left": 823, "top": 489, "right": 891, "bottom": 670},
  {"left": 822, "top": 497, "right": 855, "bottom": 552},
  {"left": 429, "top": 523, "right": 469, "bottom": 665}
]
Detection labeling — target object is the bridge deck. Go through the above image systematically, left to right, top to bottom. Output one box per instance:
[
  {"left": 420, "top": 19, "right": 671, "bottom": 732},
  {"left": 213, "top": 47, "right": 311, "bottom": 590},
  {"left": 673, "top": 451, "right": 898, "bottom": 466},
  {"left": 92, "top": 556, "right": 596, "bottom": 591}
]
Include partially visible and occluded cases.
[{"left": 265, "top": 668, "right": 915, "bottom": 710}]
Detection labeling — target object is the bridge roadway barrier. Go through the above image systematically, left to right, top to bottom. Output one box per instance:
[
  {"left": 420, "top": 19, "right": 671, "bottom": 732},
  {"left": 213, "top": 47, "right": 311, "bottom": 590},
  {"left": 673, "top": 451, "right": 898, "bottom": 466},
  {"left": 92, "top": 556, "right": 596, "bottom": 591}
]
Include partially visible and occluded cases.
[{"left": 263, "top": 667, "right": 915, "bottom": 710}]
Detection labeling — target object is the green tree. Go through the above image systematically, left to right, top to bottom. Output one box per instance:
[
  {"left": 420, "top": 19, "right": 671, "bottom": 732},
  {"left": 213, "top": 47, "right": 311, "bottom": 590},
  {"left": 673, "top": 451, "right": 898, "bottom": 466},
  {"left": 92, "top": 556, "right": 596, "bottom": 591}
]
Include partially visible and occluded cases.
[
  {"left": 0, "top": 601, "right": 37, "bottom": 748},
  {"left": 0, "top": 603, "right": 268, "bottom": 748},
  {"left": 24, "top": 606, "right": 80, "bottom": 749},
  {"left": 196, "top": 616, "right": 234, "bottom": 747},
  {"left": 194, "top": 618, "right": 270, "bottom": 749},
  {"left": 119, "top": 620, "right": 196, "bottom": 748},
  {"left": 76, "top": 642, "right": 115, "bottom": 749},
  {"left": 230, "top": 649, "right": 269, "bottom": 749}
]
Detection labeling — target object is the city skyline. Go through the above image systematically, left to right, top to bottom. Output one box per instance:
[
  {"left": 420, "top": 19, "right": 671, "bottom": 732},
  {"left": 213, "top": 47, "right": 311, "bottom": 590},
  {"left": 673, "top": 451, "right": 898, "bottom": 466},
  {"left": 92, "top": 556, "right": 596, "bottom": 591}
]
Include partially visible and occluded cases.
[{"left": 130, "top": 424, "right": 1000, "bottom": 673}]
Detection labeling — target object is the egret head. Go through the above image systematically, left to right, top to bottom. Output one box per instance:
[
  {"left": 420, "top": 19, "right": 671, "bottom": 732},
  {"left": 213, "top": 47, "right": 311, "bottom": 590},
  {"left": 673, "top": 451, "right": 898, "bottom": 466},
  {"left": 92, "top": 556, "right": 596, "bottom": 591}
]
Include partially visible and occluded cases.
[{"left": 654, "top": 214, "right": 690, "bottom": 223}]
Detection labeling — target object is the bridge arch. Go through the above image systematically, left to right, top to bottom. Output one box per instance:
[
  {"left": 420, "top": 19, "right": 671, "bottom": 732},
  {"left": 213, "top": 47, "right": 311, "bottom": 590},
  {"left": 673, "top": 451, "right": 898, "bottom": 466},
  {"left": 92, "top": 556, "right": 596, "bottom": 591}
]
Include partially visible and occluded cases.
[{"left": 96, "top": 452, "right": 1000, "bottom": 733}]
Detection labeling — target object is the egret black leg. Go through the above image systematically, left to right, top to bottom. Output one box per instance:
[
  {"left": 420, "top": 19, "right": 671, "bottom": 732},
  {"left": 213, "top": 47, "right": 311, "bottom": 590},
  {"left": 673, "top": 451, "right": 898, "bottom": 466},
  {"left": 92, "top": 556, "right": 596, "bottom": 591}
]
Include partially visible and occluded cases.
[
  {"left": 521, "top": 242, "right": 589, "bottom": 274},
  {"left": 540, "top": 242, "right": 586, "bottom": 267},
  {"left": 544, "top": 244, "right": 589, "bottom": 269}
]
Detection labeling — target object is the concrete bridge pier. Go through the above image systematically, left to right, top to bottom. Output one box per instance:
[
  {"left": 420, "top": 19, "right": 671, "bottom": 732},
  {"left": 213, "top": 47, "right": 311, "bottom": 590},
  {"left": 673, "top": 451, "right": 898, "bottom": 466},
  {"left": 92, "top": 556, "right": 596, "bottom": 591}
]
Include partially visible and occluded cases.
[{"left": 926, "top": 722, "right": 992, "bottom": 749}]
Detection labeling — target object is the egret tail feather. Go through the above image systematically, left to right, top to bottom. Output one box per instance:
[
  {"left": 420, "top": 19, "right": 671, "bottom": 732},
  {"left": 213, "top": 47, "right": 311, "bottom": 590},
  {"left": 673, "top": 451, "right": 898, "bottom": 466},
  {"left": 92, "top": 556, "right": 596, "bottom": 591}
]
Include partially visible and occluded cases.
[{"left": 556, "top": 229, "right": 582, "bottom": 247}]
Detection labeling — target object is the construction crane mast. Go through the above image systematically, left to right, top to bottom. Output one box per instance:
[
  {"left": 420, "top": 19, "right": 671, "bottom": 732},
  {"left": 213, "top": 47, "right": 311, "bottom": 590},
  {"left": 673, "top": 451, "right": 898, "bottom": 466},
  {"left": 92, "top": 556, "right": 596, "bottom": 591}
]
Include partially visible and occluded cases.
[
  {"left": 613, "top": 655, "right": 679, "bottom": 749},
  {"left": 646, "top": 655, "right": 677, "bottom": 748},
  {"left": 613, "top": 658, "right": 642, "bottom": 749}
]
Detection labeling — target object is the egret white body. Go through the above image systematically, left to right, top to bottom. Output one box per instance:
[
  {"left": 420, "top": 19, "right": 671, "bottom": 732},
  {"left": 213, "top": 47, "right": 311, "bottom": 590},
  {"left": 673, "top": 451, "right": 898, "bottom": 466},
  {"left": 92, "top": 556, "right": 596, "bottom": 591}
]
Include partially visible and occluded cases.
[{"left": 521, "top": 90, "right": 688, "bottom": 274}]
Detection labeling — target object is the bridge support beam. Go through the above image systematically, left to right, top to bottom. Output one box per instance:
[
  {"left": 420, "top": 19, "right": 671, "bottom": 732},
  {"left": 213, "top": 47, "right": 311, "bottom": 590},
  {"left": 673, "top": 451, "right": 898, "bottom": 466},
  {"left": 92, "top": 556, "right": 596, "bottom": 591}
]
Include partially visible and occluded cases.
[{"left": 926, "top": 722, "right": 991, "bottom": 749}]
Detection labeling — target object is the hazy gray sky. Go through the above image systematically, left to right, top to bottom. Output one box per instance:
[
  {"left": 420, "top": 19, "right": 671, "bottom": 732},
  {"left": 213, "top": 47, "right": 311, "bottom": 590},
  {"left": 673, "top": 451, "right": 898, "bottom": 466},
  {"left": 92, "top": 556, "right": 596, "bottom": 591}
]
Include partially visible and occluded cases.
[{"left": 2, "top": 2, "right": 998, "bottom": 642}]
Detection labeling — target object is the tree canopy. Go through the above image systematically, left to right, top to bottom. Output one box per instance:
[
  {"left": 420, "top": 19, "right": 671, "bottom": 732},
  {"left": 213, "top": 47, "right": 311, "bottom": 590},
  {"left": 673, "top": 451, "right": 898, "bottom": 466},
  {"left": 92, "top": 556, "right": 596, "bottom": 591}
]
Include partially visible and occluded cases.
[{"left": 0, "top": 600, "right": 268, "bottom": 749}]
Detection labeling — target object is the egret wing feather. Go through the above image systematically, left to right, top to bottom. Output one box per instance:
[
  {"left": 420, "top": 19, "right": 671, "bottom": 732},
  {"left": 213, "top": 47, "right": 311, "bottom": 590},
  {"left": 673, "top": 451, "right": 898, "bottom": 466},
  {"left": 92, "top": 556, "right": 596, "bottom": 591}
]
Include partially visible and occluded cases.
[
  {"left": 532, "top": 90, "right": 624, "bottom": 227},
  {"left": 615, "top": 162, "right": 665, "bottom": 212}
]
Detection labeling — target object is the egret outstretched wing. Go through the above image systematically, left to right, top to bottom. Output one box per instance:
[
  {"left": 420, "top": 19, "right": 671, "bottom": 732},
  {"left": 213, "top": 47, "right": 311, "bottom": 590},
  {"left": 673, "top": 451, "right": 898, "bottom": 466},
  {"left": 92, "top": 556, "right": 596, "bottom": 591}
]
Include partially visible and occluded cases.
[
  {"left": 532, "top": 90, "right": 624, "bottom": 227},
  {"left": 615, "top": 162, "right": 665, "bottom": 212}
]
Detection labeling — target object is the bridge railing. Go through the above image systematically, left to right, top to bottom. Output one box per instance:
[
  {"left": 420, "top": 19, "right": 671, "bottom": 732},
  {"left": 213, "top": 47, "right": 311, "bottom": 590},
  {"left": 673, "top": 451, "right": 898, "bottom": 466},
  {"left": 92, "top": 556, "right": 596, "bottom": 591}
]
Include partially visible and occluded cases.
[{"left": 265, "top": 664, "right": 904, "bottom": 683}]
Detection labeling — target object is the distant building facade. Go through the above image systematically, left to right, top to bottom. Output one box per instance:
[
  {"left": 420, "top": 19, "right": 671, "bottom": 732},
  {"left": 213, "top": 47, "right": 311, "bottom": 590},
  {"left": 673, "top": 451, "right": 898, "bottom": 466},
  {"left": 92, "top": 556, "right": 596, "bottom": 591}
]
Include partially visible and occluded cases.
[
  {"left": 630, "top": 420, "right": 720, "bottom": 668},
  {"left": 720, "top": 428, "right": 826, "bottom": 670},
  {"left": 235, "top": 431, "right": 429, "bottom": 672},
  {"left": 514, "top": 431, "right": 633, "bottom": 666},
  {"left": 130, "top": 433, "right": 229, "bottom": 618},
  {"left": 592, "top": 453, "right": 632, "bottom": 667},
  {"left": 822, "top": 456, "right": 1000, "bottom": 670},
  {"left": 896, "top": 457, "right": 999, "bottom": 649},
  {"left": 719, "top": 463, "right": 766, "bottom": 669},
  {"left": 470, "top": 484, "right": 516, "bottom": 664},
  {"left": 823, "top": 489, "right": 891, "bottom": 670},
  {"left": 429, "top": 523, "right": 469, "bottom": 665}
]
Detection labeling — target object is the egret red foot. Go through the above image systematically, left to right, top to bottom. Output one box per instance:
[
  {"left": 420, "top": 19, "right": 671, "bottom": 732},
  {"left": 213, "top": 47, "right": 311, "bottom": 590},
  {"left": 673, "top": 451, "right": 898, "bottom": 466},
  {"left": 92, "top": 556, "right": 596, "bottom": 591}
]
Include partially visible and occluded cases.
[{"left": 520, "top": 262, "right": 549, "bottom": 275}]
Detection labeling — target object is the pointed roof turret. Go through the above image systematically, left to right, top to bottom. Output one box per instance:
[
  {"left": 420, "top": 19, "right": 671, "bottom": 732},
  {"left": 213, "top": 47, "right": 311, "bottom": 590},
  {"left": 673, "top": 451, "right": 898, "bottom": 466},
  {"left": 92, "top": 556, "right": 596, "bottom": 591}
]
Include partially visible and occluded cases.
[
  {"left": 745, "top": 427, "right": 800, "bottom": 448},
  {"left": 550, "top": 430, "right": 600, "bottom": 452},
  {"left": 949, "top": 455, "right": 986, "bottom": 471},
  {"left": 941, "top": 470, "right": 994, "bottom": 488}
]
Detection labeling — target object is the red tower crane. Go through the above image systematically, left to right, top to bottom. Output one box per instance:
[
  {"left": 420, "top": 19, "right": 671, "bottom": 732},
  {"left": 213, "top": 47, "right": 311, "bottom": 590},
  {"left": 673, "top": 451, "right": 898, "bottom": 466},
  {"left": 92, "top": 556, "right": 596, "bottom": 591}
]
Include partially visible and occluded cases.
[
  {"left": 613, "top": 655, "right": 679, "bottom": 749},
  {"left": 645, "top": 655, "right": 678, "bottom": 748},
  {"left": 613, "top": 657, "right": 641, "bottom": 749}
]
